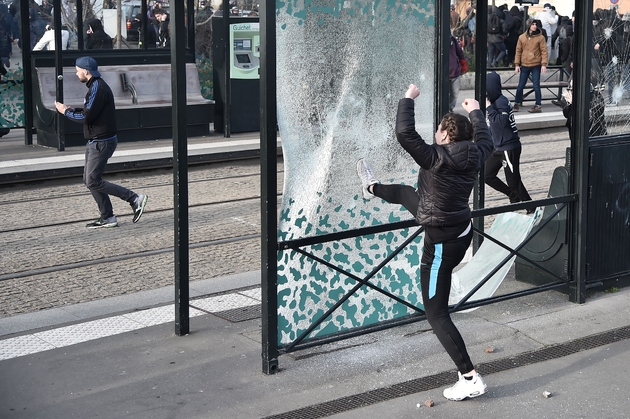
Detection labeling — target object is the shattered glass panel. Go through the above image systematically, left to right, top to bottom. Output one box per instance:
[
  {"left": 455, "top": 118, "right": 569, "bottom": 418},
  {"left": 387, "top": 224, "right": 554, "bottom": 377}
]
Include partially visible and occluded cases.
[
  {"left": 276, "top": 0, "right": 436, "bottom": 344},
  {"left": 591, "top": 4, "right": 630, "bottom": 136},
  {"left": 0, "top": 59, "right": 24, "bottom": 128}
]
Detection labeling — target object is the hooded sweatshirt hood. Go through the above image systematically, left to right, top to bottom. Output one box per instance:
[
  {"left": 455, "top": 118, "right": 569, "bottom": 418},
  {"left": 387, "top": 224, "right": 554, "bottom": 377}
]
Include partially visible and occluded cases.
[
  {"left": 86, "top": 17, "right": 104, "bottom": 32},
  {"left": 486, "top": 71, "right": 503, "bottom": 103},
  {"left": 485, "top": 72, "right": 520, "bottom": 151}
]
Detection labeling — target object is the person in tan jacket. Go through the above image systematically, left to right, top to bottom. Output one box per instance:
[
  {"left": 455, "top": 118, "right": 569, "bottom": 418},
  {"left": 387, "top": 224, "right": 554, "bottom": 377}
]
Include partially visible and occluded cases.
[{"left": 513, "top": 20, "right": 548, "bottom": 113}]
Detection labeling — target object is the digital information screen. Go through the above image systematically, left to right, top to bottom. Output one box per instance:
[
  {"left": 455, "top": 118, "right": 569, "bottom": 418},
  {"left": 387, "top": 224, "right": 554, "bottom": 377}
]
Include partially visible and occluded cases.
[{"left": 234, "top": 39, "right": 252, "bottom": 51}]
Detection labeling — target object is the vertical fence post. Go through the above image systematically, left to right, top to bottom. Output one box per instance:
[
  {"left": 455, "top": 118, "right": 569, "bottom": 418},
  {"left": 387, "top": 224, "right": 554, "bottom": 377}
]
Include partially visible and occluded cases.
[
  {"left": 172, "top": 0, "right": 190, "bottom": 335},
  {"left": 260, "top": 0, "right": 279, "bottom": 374},
  {"left": 568, "top": 0, "right": 593, "bottom": 304}
]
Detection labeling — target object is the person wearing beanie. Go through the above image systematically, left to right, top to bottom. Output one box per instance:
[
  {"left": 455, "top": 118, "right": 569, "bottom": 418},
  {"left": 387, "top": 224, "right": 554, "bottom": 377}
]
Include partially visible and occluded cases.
[{"left": 54, "top": 57, "right": 148, "bottom": 228}]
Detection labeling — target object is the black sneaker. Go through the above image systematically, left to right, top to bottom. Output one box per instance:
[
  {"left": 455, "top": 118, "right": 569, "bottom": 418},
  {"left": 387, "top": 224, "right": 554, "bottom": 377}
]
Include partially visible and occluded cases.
[
  {"left": 131, "top": 194, "right": 148, "bottom": 223},
  {"left": 86, "top": 216, "right": 118, "bottom": 229}
]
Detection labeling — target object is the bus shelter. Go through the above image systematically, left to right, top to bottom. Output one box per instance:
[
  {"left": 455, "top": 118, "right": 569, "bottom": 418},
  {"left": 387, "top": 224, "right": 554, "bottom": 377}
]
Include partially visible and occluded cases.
[{"left": 258, "top": 0, "right": 630, "bottom": 374}]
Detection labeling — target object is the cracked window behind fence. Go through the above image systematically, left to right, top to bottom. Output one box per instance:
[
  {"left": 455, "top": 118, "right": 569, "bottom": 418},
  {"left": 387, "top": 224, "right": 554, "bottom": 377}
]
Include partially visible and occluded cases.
[
  {"left": 275, "top": 1, "right": 436, "bottom": 344},
  {"left": 591, "top": 4, "right": 630, "bottom": 137}
]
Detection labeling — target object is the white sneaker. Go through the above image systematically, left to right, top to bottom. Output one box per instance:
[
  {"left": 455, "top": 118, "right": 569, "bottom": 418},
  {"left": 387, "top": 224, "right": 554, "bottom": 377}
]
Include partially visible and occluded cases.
[
  {"left": 356, "top": 159, "right": 379, "bottom": 199},
  {"left": 443, "top": 372, "right": 487, "bottom": 401}
]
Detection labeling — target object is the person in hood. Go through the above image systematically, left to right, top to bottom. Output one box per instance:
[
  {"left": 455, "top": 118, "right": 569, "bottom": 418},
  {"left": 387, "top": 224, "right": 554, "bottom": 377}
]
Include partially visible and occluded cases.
[
  {"left": 85, "top": 17, "right": 112, "bottom": 50},
  {"left": 513, "top": 20, "right": 548, "bottom": 113},
  {"left": 485, "top": 72, "right": 534, "bottom": 212},
  {"left": 356, "top": 86, "right": 493, "bottom": 402}
]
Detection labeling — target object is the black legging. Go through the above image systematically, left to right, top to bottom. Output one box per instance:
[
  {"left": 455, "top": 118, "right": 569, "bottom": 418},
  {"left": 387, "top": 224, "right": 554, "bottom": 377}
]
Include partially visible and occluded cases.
[{"left": 372, "top": 183, "right": 475, "bottom": 374}]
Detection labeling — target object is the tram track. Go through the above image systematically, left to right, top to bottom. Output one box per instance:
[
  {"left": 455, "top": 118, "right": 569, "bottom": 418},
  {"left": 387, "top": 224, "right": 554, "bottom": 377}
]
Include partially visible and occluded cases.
[
  {"left": 0, "top": 129, "right": 570, "bottom": 318},
  {"left": 0, "top": 194, "right": 281, "bottom": 234},
  {"left": 0, "top": 233, "right": 260, "bottom": 283}
]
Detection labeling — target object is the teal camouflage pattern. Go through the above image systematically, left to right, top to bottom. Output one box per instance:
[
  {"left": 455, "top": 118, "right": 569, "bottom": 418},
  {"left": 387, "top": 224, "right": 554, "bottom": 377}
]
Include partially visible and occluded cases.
[{"left": 276, "top": 0, "right": 436, "bottom": 346}]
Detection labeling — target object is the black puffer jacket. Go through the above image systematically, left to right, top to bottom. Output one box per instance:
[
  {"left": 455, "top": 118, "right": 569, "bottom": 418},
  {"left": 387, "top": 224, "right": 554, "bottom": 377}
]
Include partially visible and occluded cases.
[{"left": 395, "top": 99, "right": 493, "bottom": 227}]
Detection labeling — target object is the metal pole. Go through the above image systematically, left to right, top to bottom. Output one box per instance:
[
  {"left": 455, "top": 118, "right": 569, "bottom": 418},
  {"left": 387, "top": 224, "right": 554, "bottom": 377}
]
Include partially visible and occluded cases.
[
  {"left": 19, "top": 0, "right": 33, "bottom": 145},
  {"left": 53, "top": 0, "right": 65, "bottom": 151},
  {"left": 76, "top": 0, "right": 83, "bottom": 50},
  {"left": 116, "top": 0, "right": 122, "bottom": 49},
  {"left": 140, "top": 0, "right": 148, "bottom": 49},
  {"left": 172, "top": 0, "right": 190, "bottom": 335},
  {"left": 222, "top": 0, "right": 231, "bottom": 137},
  {"left": 260, "top": 0, "right": 278, "bottom": 374},
  {"left": 436, "top": 0, "right": 449, "bottom": 122},
  {"left": 473, "top": 0, "right": 488, "bottom": 252},
  {"left": 568, "top": 0, "right": 592, "bottom": 304}
]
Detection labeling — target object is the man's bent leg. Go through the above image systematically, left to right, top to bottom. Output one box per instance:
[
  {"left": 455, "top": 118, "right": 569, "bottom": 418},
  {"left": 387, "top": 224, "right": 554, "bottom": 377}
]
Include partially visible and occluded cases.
[
  {"left": 85, "top": 139, "right": 136, "bottom": 218},
  {"left": 84, "top": 140, "right": 115, "bottom": 218}
]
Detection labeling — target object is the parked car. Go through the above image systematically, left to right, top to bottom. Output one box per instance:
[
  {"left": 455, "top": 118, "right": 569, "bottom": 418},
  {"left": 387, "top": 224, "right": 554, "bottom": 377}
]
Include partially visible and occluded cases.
[{"left": 122, "top": 0, "right": 142, "bottom": 41}]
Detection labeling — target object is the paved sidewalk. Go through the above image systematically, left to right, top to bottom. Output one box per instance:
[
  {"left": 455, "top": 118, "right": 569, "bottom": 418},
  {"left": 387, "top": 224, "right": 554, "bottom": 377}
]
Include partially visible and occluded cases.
[
  {"left": 2, "top": 118, "right": 628, "bottom": 418},
  {"left": 1, "top": 271, "right": 629, "bottom": 418}
]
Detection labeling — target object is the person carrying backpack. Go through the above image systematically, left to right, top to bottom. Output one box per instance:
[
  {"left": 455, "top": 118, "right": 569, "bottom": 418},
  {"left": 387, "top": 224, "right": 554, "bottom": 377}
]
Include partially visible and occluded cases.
[
  {"left": 505, "top": 6, "right": 523, "bottom": 66},
  {"left": 487, "top": 7, "right": 507, "bottom": 67}
]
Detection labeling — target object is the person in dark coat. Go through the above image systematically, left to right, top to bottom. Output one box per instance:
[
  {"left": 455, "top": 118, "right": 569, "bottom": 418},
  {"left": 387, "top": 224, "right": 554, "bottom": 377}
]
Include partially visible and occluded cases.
[
  {"left": 487, "top": 6, "right": 507, "bottom": 67},
  {"left": 505, "top": 6, "right": 523, "bottom": 65},
  {"left": 153, "top": 8, "right": 170, "bottom": 48},
  {"left": 133, "top": 13, "right": 156, "bottom": 48},
  {"left": 85, "top": 18, "right": 112, "bottom": 49},
  {"left": 54, "top": 57, "right": 148, "bottom": 228},
  {"left": 485, "top": 72, "right": 534, "bottom": 211},
  {"left": 561, "top": 80, "right": 607, "bottom": 141},
  {"left": 356, "top": 86, "right": 493, "bottom": 402}
]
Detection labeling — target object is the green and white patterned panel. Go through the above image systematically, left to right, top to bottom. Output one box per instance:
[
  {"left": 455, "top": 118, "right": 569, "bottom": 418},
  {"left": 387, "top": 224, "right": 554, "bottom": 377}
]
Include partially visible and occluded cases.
[
  {"left": 276, "top": 0, "right": 436, "bottom": 345},
  {"left": 0, "top": 56, "right": 25, "bottom": 128}
]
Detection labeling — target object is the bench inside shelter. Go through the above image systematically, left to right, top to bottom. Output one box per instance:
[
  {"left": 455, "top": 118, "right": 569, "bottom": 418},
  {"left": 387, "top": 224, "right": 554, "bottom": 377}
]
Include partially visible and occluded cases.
[
  {"left": 32, "top": 62, "right": 214, "bottom": 148},
  {"left": 490, "top": 65, "right": 570, "bottom": 104}
]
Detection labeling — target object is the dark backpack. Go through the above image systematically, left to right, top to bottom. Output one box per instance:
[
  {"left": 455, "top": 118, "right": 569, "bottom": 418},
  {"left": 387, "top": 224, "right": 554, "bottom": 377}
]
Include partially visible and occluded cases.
[{"left": 488, "top": 13, "right": 501, "bottom": 34}]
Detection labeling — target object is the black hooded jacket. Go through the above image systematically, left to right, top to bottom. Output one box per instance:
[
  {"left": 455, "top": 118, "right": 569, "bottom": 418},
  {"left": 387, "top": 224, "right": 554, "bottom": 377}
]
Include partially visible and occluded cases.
[
  {"left": 85, "top": 18, "right": 112, "bottom": 49},
  {"left": 486, "top": 72, "right": 520, "bottom": 152},
  {"left": 395, "top": 99, "right": 493, "bottom": 228}
]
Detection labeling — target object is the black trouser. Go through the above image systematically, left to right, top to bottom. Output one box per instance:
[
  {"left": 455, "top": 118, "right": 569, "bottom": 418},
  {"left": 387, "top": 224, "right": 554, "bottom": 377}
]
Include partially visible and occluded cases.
[
  {"left": 84, "top": 137, "right": 135, "bottom": 219},
  {"left": 484, "top": 147, "right": 532, "bottom": 204},
  {"left": 372, "top": 183, "right": 475, "bottom": 374}
]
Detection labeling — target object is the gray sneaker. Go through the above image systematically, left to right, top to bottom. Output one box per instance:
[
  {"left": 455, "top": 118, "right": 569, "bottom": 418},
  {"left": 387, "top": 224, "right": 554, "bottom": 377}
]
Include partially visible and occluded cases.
[
  {"left": 356, "top": 159, "right": 379, "bottom": 200},
  {"left": 131, "top": 194, "right": 148, "bottom": 223},
  {"left": 86, "top": 216, "right": 118, "bottom": 229}
]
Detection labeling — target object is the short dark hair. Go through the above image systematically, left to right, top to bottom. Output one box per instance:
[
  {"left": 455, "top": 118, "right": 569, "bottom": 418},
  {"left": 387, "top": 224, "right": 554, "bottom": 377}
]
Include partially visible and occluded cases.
[{"left": 440, "top": 113, "right": 473, "bottom": 142}]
